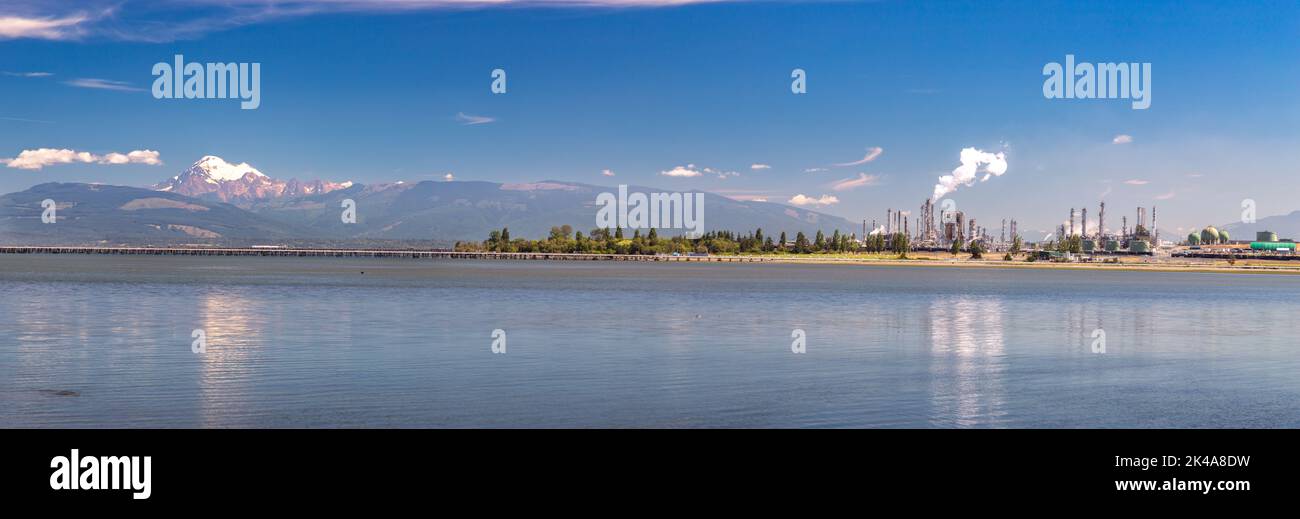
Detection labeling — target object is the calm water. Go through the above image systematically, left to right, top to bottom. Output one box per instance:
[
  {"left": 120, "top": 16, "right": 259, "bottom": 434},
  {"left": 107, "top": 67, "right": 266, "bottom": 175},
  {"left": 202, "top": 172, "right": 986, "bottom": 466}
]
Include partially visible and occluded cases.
[{"left": 1, "top": 254, "right": 1297, "bottom": 428}]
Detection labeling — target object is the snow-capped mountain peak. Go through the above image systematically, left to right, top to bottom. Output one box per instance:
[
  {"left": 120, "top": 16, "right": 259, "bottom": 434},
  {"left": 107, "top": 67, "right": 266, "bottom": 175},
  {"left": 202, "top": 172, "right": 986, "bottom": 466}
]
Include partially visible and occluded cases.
[
  {"left": 153, "top": 155, "right": 351, "bottom": 206},
  {"left": 189, "top": 155, "right": 267, "bottom": 182}
]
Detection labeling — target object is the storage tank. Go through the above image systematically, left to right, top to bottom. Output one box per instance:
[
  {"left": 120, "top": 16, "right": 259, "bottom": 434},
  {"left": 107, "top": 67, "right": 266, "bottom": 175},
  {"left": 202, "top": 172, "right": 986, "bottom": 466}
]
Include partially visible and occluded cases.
[
  {"left": 1258, "top": 231, "right": 1278, "bottom": 242},
  {"left": 1082, "top": 239, "right": 1096, "bottom": 252},
  {"left": 1105, "top": 240, "right": 1119, "bottom": 252},
  {"left": 1130, "top": 240, "right": 1150, "bottom": 253},
  {"left": 1252, "top": 242, "right": 1295, "bottom": 252}
]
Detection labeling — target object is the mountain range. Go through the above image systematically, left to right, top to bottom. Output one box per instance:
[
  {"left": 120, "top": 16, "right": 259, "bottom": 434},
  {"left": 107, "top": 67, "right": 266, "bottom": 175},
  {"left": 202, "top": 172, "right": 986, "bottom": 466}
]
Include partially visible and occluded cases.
[{"left": 0, "top": 156, "right": 858, "bottom": 246}]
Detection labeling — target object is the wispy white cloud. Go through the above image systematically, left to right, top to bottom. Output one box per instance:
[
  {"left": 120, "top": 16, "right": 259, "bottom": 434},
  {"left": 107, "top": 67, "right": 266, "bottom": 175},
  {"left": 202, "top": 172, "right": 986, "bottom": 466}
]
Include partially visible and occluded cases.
[
  {"left": 0, "top": 1, "right": 731, "bottom": 41},
  {"left": 0, "top": 12, "right": 89, "bottom": 41},
  {"left": 3, "top": 71, "right": 54, "bottom": 77},
  {"left": 64, "top": 78, "right": 144, "bottom": 92},
  {"left": 455, "top": 112, "right": 496, "bottom": 125},
  {"left": 1112, "top": 134, "right": 1133, "bottom": 144},
  {"left": 834, "top": 146, "right": 883, "bottom": 167},
  {"left": 3, "top": 148, "right": 161, "bottom": 170},
  {"left": 750, "top": 163, "right": 770, "bottom": 170},
  {"left": 803, "top": 167, "right": 827, "bottom": 173},
  {"left": 601, "top": 169, "right": 615, "bottom": 177},
  {"left": 443, "top": 172, "right": 455, "bottom": 181},
  {"left": 830, "top": 172, "right": 878, "bottom": 192},
  {"left": 1123, "top": 179, "right": 1149, "bottom": 185},
  {"left": 1155, "top": 191, "right": 1176, "bottom": 200},
  {"left": 787, "top": 194, "right": 839, "bottom": 207}
]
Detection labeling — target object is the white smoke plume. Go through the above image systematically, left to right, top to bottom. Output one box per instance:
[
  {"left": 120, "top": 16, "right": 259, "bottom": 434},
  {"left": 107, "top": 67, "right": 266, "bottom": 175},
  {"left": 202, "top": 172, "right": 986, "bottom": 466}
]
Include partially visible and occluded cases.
[{"left": 931, "top": 147, "right": 1008, "bottom": 200}]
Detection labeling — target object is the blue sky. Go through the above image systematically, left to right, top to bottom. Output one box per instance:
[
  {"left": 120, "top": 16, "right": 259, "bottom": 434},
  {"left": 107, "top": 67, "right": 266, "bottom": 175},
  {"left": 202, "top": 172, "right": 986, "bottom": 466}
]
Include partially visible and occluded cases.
[{"left": 2, "top": 0, "right": 1299, "bottom": 236}]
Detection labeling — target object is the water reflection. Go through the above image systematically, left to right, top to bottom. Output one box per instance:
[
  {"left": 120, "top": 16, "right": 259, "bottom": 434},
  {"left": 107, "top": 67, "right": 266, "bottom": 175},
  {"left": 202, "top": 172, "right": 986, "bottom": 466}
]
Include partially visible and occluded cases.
[
  {"left": 195, "top": 288, "right": 263, "bottom": 427},
  {"left": 927, "top": 296, "right": 1006, "bottom": 427}
]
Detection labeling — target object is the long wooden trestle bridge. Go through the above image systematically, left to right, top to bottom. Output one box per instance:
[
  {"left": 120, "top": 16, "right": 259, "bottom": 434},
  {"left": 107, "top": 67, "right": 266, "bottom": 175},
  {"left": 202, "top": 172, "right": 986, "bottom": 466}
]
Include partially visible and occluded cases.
[{"left": 0, "top": 246, "right": 775, "bottom": 262}]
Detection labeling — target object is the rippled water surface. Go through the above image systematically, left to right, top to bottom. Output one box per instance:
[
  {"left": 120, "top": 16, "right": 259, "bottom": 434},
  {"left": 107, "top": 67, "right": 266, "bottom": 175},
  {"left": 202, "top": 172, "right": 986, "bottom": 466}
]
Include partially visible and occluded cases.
[{"left": 2, "top": 254, "right": 1298, "bottom": 428}]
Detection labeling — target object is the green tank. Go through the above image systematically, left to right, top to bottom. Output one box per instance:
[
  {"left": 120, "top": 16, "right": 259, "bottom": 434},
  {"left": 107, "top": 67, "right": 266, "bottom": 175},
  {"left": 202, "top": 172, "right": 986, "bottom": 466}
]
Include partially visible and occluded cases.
[
  {"left": 1082, "top": 239, "right": 1096, "bottom": 252},
  {"left": 1105, "top": 240, "right": 1119, "bottom": 252},
  {"left": 1129, "top": 240, "right": 1150, "bottom": 253},
  {"left": 1251, "top": 241, "right": 1296, "bottom": 251}
]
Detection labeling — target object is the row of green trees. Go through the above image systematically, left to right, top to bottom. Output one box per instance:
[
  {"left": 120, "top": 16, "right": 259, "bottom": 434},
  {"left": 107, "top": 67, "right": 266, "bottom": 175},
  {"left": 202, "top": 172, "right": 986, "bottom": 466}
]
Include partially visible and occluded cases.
[
  {"left": 454, "top": 226, "right": 1041, "bottom": 259},
  {"left": 455, "top": 226, "right": 924, "bottom": 256}
]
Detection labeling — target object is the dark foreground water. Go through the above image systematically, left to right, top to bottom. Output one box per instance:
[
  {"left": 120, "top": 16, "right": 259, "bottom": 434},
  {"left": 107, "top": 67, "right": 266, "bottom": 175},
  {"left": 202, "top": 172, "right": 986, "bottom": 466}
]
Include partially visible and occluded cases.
[{"left": 1, "top": 254, "right": 1297, "bottom": 428}]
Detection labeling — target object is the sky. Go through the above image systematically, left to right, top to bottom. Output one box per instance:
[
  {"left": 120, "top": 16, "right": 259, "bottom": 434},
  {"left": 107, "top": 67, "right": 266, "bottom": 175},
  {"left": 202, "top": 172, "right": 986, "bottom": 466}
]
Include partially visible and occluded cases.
[{"left": 2, "top": 0, "right": 1299, "bottom": 237}]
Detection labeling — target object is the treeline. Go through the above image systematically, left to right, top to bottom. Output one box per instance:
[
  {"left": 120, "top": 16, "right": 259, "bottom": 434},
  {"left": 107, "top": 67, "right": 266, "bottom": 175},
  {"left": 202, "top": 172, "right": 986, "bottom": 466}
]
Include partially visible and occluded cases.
[{"left": 453, "top": 226, "right": 915, "bottom": 255}]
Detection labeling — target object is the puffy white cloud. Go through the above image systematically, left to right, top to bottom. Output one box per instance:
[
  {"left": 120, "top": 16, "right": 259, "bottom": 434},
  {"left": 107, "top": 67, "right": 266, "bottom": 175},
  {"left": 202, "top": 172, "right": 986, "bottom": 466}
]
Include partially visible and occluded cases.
[
  {"left": 1112, "top": 134, "right": 1133, "bottom": 144},
  {"left": 3, "top": 148, "right": 162, "bottom": 170},
  {"left": 660, "top": 164, "right": 738, "bottom": 179},
  {"left": 661, "top": 165, "right": 702, "bottom": 178},
  {"left": 601, "top": 169, "right": 615, "bottom": 177},
  {"left": 443, "top": 173, "right": 455, "bottom": 181},
  {"left": 831, "top": 173, "right": 879, "bottom": 192},
  {"left": 787, "top": 194, "right": 839, "bottom": 207}
]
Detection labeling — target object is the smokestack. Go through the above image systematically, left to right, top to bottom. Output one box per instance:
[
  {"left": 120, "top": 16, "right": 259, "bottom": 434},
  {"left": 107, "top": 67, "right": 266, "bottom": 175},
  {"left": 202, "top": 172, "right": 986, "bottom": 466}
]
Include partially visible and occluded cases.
[
  {"left": 1098, "top": 201, "right": 1106, "bottom": 244},
  {"left": 1152, "top": 206, "right": 1158, "bottom": 244},
  {"left": 1069, "top": 208, "right": 1076, "bottom": 237},
  {"left": 1082, "top": 208, "right": 1088, "bottom": 238}
]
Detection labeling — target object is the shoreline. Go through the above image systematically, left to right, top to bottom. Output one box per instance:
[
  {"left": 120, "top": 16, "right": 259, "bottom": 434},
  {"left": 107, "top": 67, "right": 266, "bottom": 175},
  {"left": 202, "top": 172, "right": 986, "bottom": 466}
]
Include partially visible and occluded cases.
[{"left": 3, "top": 245, "right": 1300, "bottom": 275}]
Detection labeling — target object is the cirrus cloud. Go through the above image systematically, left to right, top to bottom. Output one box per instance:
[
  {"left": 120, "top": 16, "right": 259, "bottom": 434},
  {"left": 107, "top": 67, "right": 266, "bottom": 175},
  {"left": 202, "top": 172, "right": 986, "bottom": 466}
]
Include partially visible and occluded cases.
[
  {"left": 0, "top": 1, "right": 733, "bottom": 42},
  {"left": 0, "top": 12, "right": 89, "bottom": 40},
  {"left": 64, "top": 78, "right": 144, "bottom": 92},
  {"left": 455, "top": 112, "right": 496, "bottom": 125},
  {"left": 834, "top": 146, "right": 883, "bottom": 167},
  {"left": 830, "top": 172, "right": 879, "bottom": 192}
]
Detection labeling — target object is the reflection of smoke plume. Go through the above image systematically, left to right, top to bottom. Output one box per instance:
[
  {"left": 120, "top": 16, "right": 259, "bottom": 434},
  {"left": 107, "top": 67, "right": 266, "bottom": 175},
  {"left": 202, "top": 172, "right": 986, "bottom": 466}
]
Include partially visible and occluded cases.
[{"left": 932, "top": 147, "right": 1008, "bottom": 200}]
